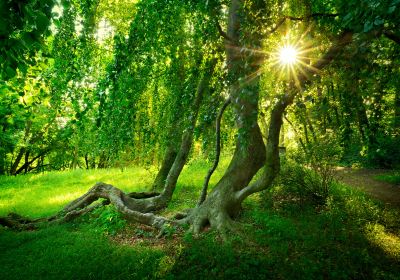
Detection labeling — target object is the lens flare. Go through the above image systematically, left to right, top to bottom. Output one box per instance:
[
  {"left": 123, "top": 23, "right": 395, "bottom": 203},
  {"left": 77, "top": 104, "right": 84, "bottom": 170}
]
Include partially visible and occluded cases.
[{"left": 279, "top": 45, "right": 298, "bottom": 65}]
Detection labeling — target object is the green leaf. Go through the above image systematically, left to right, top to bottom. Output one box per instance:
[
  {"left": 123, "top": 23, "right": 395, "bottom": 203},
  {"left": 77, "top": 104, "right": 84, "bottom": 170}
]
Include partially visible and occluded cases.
[
  {"left": 388, "top": 6, "right": 396, "bottom": 13},
  {"left": 36, "top": 12, "right": 50, "bottom": 33},
  {"left": 374, "top": 18, "right": 384, "bottom": 26},
  {"left": 363, "top": 21, "right": 373, "bottom": 32},
  {"left": 5, "top": 66, "right": 16, "bottom": 79}
]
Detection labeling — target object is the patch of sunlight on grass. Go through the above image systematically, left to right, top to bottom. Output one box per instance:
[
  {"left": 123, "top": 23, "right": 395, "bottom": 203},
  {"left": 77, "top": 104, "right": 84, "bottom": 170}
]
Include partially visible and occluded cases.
[
  {"left": 0, "top": 157, "right": 232, "bottom": 219},
  {"left": 0, "top": 166, "right": 158, "bottom": 218},
  {"left": 46, "top": 192, "right": 82, "bottom": 205},
  {"left": 365, "top": 223, "right": 400, "bottom": 259}
]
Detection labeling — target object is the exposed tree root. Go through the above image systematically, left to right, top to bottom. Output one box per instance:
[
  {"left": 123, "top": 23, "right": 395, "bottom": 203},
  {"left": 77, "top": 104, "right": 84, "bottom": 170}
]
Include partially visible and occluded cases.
[
  {"left": 0, "top": 182, "right": 172, "bottom": 231},
  {"left": 127, "top": 191, "right": 160, "bottom": 199}
]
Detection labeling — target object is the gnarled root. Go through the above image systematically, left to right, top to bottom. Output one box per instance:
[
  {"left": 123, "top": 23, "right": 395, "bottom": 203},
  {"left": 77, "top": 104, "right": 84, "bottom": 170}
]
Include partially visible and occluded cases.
[{"left": 0, "top": 182, "right": 171, "bottom": 231}]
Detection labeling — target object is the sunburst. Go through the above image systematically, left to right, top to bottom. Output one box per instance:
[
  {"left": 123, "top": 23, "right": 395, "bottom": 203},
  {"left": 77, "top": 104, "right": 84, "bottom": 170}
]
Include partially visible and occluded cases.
[
  {"left": 223, "top": 27, "right": 321, "bottom": 91},
  {"left": 266, "top": 31, "right": 320, "bottom": 89},
  {"left": 279, "top": 45, "right": 298, "bottom": 65}
]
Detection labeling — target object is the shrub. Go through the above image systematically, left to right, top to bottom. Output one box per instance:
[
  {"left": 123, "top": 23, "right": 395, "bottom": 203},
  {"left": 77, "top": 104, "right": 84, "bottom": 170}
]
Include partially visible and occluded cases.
[{"left": 276, "top": 161, "right": 333, "bottom": 204}]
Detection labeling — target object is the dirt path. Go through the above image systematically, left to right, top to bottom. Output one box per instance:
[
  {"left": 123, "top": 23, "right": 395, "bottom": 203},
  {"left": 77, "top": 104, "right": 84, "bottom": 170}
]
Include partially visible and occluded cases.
[{"left": 335, "top": 168, "right": 400, "bottom": 208}]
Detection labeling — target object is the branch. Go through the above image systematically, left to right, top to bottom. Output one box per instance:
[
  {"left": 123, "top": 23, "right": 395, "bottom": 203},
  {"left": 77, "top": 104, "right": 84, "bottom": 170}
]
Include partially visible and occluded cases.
[
  {"left": 267, "top": 13, "right": 339, "bottom": 36},
  {"left": 285, "top": 13, "right": 339, "bottom": 21},
  {"left": 216, "top": 21, "right": 234, "bottom": 42},
  {"left": 236, "top": 30, "right": 354, "bottom": 201},
  {"left": 298, "top": 30, "right": 353, "bottom": 87},
  {"left": 197, "top": 98, "right": 231, "bottom": 206},
  {"left": 14, "top": 149, "right": 50, "bottom": 175}
]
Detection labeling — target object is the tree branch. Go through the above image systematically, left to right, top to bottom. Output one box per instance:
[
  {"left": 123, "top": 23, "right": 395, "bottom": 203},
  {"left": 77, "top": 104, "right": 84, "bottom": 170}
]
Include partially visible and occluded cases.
[
  {"left": 267, "top": 13, "right": 339, "bottom": 36},
  {"left": 216, "top": 21, "right": 234, "bottom": 42},
  {"left": 298, "top": 30, "right": 353, "bottom": 87},
  {"left": 197, "top": 98, "right": 231, "bottom": 206}
]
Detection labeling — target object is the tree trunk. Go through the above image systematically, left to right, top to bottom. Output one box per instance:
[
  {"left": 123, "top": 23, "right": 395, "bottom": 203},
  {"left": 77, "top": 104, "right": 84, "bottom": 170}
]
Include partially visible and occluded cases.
[
  {"left": 395, "top": 88, "right": 400, "bottom": 129},
  {"left": 152, "top": 143, "right": 179, "bottom": 191},
  {"left": 10, "top": 147, "right": 26, "bottom": 175},
  {"left": 0, "top": 150, "right": 5, "bottom": 176},
  {"left": 84, "top": 154, "right": 89, "bottom": 170}
]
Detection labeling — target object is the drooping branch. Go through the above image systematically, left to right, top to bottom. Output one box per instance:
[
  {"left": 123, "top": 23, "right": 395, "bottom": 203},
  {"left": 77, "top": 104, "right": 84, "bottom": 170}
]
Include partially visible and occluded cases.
[
  {"left": 155, "top": 59, "right": 218, "bottom": 204},
  {"left": 197, "top": 98, "right": 231, "bottom": 206}
]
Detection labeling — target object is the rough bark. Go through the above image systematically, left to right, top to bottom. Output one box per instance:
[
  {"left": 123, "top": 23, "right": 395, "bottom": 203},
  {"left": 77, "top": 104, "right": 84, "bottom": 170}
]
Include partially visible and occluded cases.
[{"left": 152, "top": 144, "right": 178, "bottom": 191}]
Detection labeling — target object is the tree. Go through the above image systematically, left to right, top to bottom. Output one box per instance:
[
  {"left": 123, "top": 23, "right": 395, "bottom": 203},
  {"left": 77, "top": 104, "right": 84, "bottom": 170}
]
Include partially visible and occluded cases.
[{"left": 1, "top": 0, "right": 399, "bottom": 237}]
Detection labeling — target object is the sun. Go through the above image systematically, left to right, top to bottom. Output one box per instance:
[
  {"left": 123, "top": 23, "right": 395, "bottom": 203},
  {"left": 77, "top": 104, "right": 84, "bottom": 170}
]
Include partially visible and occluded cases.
[{"left": 279, "top": 45, "right": 298, "bottom": 65}]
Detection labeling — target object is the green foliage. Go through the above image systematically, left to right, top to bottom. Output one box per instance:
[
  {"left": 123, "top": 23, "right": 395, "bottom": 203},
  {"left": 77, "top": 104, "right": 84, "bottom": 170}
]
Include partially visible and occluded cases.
[
  {"left": 0, "top": 0, "right": 55, "bottom": 80},
  {"left": 337, "top": 0, "right": 400, "bottom": 33},
  {"left": 278, "top": 130, "right": 341, "bottom": 203},
  {"left": 364, "top": 133, "right": 400, "bottom": 168},
  {"left": 274, "top": 160, "right": 333, "bottom": 204},
  {"left": 375, "top": 171, "right": 400, "bottom": 184},
  {"left": 89, "top": 204, "right": 127, "bottom": 236}
]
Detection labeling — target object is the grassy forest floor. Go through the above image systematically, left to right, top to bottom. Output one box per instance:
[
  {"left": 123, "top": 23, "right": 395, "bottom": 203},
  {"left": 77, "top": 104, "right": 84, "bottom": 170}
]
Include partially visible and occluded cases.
[{"left": 0, "top": 160, "right": 399, "bottom": 279}]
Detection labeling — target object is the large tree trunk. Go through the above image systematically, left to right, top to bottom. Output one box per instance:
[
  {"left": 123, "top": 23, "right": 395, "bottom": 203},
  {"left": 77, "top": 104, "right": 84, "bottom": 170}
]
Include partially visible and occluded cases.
[{"left": 182, "top": 0, "right": 266, "bottom": 234}]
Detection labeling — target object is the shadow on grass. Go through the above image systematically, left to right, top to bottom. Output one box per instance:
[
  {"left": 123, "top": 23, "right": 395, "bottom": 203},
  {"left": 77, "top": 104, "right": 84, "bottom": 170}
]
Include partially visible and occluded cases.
[
  {"left": 166, "top": 183, "right": 400, "bottom": 279},
  {"left": 0, "top": 224, "right": 165, "bottom": 280}
]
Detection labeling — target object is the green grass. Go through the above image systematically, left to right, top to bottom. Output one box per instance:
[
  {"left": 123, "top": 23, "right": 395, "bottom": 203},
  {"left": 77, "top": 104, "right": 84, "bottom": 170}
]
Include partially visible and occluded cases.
[
  {"left": 1, "top": 159, "right": 400, "bottom": 279},
  {"left": 375, "top": 171, "right": 400, "bottom": 185}
]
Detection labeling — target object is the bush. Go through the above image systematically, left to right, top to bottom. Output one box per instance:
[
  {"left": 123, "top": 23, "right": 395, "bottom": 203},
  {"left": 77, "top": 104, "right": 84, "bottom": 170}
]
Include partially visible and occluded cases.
[
  {"left": 280, "top": 131, "right": 341, "bottom": 204},
  {"left": 275, "top": 161, "right": 333, "bottom": 204}
]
